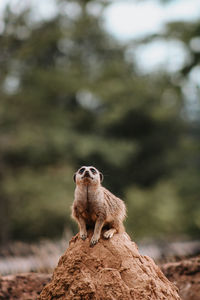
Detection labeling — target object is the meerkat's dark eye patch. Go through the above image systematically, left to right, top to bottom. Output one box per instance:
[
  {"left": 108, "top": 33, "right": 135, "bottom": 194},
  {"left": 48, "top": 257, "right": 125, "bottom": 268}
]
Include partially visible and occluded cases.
[
  {"left": 79, "top": 168, "right": 85, "bottom": 174},
  {"left": 90, "top": 168, "right": 97, "bottom": 174}
]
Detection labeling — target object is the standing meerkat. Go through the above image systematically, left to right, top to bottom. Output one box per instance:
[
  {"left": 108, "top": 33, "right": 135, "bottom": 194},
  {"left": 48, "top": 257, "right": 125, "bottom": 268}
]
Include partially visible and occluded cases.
[{"left": 72, "top": 166, "right": 126, "bottom": 246}]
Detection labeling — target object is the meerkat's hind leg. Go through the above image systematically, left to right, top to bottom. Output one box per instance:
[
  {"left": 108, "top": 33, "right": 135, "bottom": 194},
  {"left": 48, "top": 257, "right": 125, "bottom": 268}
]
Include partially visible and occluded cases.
[{"left": 103, "top": 228, "right": 116, "bottom": 239}]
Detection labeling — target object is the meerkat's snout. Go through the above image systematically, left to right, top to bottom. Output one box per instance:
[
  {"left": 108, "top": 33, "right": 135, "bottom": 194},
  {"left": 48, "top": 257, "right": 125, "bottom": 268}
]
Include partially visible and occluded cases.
[
  {"left": 74, "top": 166, "right": 103, "bottom": 185},
  {"left": 81, "top": 168, "right": 94, "bottom": 181},
  {"left": 83, "top": 170, "right": 91, "bottom": 178}
]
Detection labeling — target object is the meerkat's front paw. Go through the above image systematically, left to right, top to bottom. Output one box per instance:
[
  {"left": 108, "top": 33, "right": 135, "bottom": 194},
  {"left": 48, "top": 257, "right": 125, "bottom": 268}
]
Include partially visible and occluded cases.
[
  {"left": 80, "top": 232, "right": 87, "bottom": 240},
  {"left": 90, "top": 235, "right": 99, "bottom": 246}
]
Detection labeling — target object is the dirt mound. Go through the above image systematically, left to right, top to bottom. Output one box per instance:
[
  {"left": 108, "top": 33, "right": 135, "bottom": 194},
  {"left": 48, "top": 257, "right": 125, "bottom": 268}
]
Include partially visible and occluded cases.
[
  {"left": 40, "top": 231, "right": 181, "bottom": 300},
  {"left": 0, "top": 241, "right": 199, "bottom": 300},
  {"left": 162, "top": 256, "right": 200, "bottom": 300},
  {"left": 0, "top": 272, "right": 51, "bottom": 300}
]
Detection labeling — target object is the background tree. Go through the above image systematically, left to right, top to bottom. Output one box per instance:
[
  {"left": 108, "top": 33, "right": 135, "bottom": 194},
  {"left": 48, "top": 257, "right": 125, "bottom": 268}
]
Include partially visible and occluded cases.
[{"left": 0, "top": 0, "right": 199, "bottom": 243}]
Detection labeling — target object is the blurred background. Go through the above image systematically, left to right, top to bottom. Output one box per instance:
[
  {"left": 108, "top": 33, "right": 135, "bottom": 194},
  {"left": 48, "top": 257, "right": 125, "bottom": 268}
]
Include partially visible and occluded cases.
[{"left": 0, "top": 0, "right": 200, "bottom": 274}]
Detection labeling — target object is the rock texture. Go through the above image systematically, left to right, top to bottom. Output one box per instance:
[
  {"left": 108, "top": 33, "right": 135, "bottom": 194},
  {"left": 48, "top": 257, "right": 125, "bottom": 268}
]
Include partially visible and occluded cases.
[
  {"left": 40, "top": 231, "right": 181, "bottom": 300},
  {"left": 161, "top": 256, "right": 200, "bottom": 300},
  {"left": 0, "top": 272, "right": 51, "bottom": 300}
]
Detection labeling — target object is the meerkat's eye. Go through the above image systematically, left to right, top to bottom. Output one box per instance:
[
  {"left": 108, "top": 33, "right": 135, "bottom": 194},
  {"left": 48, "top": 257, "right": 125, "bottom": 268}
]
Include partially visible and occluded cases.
[
  {"left": 79, "top": 168, "right": 85, "bottom": 174},
  {"left": 90, "top": 168, "right": 97, "bottom": 174}
]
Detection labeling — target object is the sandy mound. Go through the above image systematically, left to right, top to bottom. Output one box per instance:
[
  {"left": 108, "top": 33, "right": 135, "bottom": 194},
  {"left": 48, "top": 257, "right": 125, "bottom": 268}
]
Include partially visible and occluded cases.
[
  {"left": 39, "top": 231, "right": 181, "bottom": 300},
  {"left": 0, "top": 246, "right": 199, "bottom": 299},
  {"left": 162, "top": 256, "right": 200, "bottom": 300},
  {"left": 0, "top": 273, "right": 51, "bottom": 300}
]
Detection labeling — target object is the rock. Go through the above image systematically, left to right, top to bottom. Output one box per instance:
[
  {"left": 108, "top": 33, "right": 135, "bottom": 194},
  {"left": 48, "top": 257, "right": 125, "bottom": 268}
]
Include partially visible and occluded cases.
[
  {"left": 39, "top": 231, "right": 181, "bottom": 300},
  {"left": 162, "top": 256, "right": 200, "bottom": 300},
  {"left": 0, "top": 272, "right": 51, "bottom": 300}
]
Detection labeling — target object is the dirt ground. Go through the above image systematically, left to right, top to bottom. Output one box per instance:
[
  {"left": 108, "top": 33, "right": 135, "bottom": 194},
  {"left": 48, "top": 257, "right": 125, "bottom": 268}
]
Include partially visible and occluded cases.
[
  {"left": 39, "top": 231, "right": 180, "bottom": 299},
  {"left": 0, "top": 234, "right": 199, "bottom": 299},
  {"left": 161, "top": 256, "right": 200, "bottom": 300},
  {"left": 0, "top": 273, "right": 51, "bottom": 300}
]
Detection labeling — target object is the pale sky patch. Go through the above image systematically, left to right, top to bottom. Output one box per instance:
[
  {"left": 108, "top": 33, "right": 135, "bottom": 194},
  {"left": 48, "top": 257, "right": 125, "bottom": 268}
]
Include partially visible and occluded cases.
[
  {"left": 0, "top": 0, "right": 200, "bottom": 75},
  {"left": 104, "top": 0, "right": 200, "bottom": 41}
]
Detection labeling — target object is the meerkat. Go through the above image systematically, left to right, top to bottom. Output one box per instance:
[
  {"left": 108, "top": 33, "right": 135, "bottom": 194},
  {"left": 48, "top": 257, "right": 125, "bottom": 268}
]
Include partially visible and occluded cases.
[{"left": 72, "top": 166, "right": 126, "bottom": 246}]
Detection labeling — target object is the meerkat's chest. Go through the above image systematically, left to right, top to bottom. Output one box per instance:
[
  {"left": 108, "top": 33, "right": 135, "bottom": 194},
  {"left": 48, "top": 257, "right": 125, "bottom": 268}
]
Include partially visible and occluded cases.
[
  {"left": 76, "top": 188, "right": 103, "bottom": 221},
  {"left": 80, "top": 196, "right": 98, "bottom": 223}
]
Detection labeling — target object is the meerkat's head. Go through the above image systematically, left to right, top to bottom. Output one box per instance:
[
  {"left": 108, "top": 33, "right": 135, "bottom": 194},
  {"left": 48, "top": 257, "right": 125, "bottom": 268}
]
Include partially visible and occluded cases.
[{"left": 73, "top": 166, "right": 103, "bottom": 186}]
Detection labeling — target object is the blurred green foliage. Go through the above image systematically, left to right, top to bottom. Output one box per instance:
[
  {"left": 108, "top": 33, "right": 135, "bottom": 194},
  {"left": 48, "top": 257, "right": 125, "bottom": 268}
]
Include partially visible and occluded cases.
[{"left": 0, "top": 0, "right": 200, "bottom": 243}]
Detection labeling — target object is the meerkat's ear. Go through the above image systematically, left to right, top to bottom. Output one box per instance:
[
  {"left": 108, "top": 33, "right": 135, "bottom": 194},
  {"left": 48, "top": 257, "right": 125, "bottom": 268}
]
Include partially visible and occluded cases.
[
  {"left": 99, "top": 172, "right": 104, "bottom": 182},
  {"left": 73, "top": 173, "right": 76, "bottom": 182}
]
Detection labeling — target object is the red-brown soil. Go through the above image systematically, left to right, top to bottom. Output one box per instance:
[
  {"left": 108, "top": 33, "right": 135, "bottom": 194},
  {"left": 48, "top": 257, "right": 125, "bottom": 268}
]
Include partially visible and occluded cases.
[
  {"left": 40, "top": 231, "right": 180, "bottom": 299},
  {"left": 0, "top": 234, "right": 199, "bottom": 300},
  {"left": 161, "top": 256, "right": 200, "bottom": 300},
  {"left": 0, "top": 272, "right": 51, "bottom": 300}
]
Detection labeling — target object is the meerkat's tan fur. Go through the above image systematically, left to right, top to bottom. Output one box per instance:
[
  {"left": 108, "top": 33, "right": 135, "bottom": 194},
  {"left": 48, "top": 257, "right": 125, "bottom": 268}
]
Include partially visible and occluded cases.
[{"left": 72, "top": 166, "right": 126, "bottom": 246}]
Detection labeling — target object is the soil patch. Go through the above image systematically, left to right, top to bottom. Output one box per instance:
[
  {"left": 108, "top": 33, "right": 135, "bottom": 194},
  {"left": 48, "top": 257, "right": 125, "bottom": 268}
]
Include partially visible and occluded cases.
[
  {"left": 40, "top": 231, "right": 180, "bottom": 299},
  {"left": 1, "top": 236, "right": 199, "bottom": 299},
  {"left": 161, "top": 256, "right": 200, "bottom": 300},
  {"left": 0, "top": 273, "right": 51, "bottom": 300}
]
